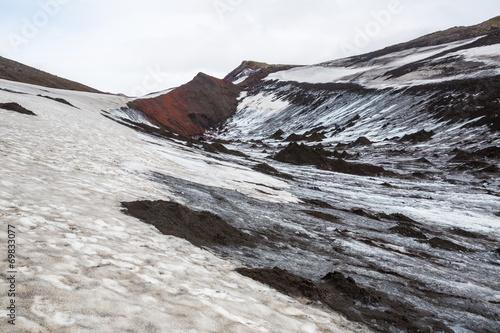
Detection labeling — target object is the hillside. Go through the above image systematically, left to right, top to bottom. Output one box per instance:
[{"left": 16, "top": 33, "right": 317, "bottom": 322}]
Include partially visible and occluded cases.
[
  {"left": 1, "top": 15, "right": 499, "bottom": 333},
  {"left": 0, "top": 56, "right": 100, "bottom": 93},
  {"left": 128, "top": 72, "right": 240, "bottom": 136}
]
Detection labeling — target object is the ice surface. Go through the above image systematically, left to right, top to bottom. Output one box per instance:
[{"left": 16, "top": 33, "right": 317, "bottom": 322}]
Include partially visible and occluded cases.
[{"left": 0, "top": 79, "right": 368, "bottom": 332}]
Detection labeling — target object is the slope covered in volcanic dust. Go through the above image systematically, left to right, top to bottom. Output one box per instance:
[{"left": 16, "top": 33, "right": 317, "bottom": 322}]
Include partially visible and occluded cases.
[
  {"left": 1, "top": 15, "right": 500, "bottom": 333},
  {"left": 203, "top": 18, "right": 500, "bottom": 333},
  {"left": 0, "top": 78, "right": 369, "bottom": 333}
]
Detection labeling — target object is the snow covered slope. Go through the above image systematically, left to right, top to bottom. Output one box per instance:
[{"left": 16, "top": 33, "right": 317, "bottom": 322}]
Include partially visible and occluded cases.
[
  {"left": 212, "top": 18, "right": 500, "bottom": 332},
  {"left": 221, "top": 33, "right": 500, "bottom": 145},
  {"left": 265, "top": 36, "right": 500, "bottom": 88},
  {"left": 0, "top": 79, "right": 368, "bottom": 332}
]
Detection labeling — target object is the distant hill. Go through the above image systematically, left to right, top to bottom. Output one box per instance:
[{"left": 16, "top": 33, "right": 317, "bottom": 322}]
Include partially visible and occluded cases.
[{"left": 0, "top": 56, "right": 100, "bottom": 93}]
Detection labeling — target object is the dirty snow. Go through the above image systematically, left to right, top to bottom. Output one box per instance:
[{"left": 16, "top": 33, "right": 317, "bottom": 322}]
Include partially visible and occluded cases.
[{"left": 0, "top": 79, "right": 368, "bottom": 333}]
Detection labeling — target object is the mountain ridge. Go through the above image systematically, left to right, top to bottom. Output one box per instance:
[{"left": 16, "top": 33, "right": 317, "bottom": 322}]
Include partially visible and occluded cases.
[{"left": 0, "top": 56, "right": 100, "bottom": 93}]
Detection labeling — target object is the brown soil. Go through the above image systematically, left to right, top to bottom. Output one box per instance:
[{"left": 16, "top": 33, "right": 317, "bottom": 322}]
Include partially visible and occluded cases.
[
  {"left": 0, "top": 56, "right": 100, "bottom": 93},
  {"left": 0, "top": 102, "right": 36, "bottom": 116},
  {"left": 121, "top": 200, "right": 254, "bottom": 248}
]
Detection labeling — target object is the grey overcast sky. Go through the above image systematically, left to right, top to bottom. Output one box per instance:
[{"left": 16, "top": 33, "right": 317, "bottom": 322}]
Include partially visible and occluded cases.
[{"left": 1, "top": 0, "right": 499, "bottom": 95}]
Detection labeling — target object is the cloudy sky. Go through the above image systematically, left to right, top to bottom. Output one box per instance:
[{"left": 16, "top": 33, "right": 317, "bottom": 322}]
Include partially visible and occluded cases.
[{"left": 1, "top": 0, "right": 499, "bottom": 95}]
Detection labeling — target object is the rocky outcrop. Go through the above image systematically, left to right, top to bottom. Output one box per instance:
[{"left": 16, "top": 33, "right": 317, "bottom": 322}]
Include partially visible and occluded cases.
[{"left": 128, "top": 73, "right": 240, "bottom": 136}]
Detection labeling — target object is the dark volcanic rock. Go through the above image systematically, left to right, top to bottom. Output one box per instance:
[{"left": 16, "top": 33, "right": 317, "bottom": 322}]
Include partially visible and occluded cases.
[
  {"left": 129, "top": 73, "right": 240, "bottom": 136},
  {"left": 37, "top": 94, "right": 77, "bottom": 108},
  {"left": 0, "top": 102, "right": 36, "bottom": 116},
  {"left": 270, "top": 129, "right": 284, "bottom": 139},
  {"left": 399, "top": 129, "right": 435, "bottom": 143},
  {"left": 305, "top": 132, "right": 326, "bottom": 142},
  {"left": 284, "top": 133, "right": 304, "bottom": 142},
  {"left": 349, "top": 136, "right": 372, "bottom": 147},
  {"left": 204, "top": 142, "right": 248, "bottom": 157},
  {"left": 273, "top": 142, "right": 386, "bottom": 176},
  {"left": 273, "top": 142, "right": 331, "bottom": 166},
  {"left": 202, "top": 143, "right": 219, "bottom": 154},
  {"left": 477, "top": 146, "right": 500, "bottom": 159},
  {"left": 450, "top": 147, "right": 500, "bottom": 164},
  {"left": 450, "top": 149, "right": 475, "bottom": 162},
  {"left": 332, "top": 150, "right": 351, "bottom": 159},
  {"left": 416, "top": 157, "right": 434, "bottom": 165},
  {"left": 252, "top": 163, "right": 294, "bottom": 180},
  {"left": 480, "top": 164, "right": 500, "bottom": 173},
  {"left": 300, "top": 198, "right": 334, "bottom": 209},
  {"left": 121, "top": 200, "right": 253, "bottom": 248},
  {"left": 351, "top": 208, "right": 381, "bottom": 220},
  {"left": 301, "top": 210, "right": 340, "bottom": 223},
  {"left": 378, "top": 213, "right": 418, "bottom": 223},
  {"left": 389, "top": 223, "right": 427, "bottom": 239},
  {"left": 450, "top": 228, "right": 482, "bottom": 239},
  {"left": 426, "top": 237, "right": 469, "bottom": 252},
  {"left": 236, "top": 267, "right": 321, "bottom": 300},
  {"left": 237, "top": 267, "right": 453, "bottom": 333},
  {"left": 320, "top": 271, "right": 379, "bottom": 306}
]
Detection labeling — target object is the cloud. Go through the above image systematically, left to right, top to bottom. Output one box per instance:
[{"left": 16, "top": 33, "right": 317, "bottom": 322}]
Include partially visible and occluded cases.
[{"left": 1, "top": 0, "right": 499, "bottom": 95}]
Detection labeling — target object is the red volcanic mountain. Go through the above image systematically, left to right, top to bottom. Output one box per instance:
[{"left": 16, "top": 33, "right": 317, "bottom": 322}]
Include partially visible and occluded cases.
[{"left": 128, "top": 72, "right": 240, "bottom": 136}]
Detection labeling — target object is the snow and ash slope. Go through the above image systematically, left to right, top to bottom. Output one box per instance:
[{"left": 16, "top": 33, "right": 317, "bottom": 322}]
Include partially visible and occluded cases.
[
  {"left": 1, "top": 16, "right": 500, "bottom": 333},
  {"left": 214, "top": 17, "right": 500, "bottom": 333},
  {"left": 0, "top": 79, "right": 367, "bottom": 332}
]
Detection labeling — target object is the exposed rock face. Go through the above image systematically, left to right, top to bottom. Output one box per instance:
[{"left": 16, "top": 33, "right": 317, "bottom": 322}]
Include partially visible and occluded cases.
[
  {"left": 0, "top": 56, "right": 100, "bottom": 93},
  {"left": 128, "top": 73, "right": 240, "bottom": 136}
]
